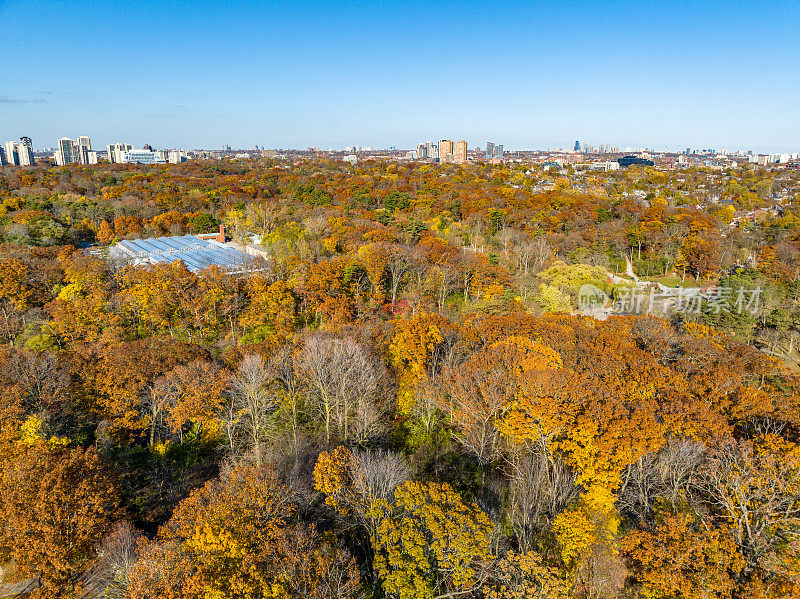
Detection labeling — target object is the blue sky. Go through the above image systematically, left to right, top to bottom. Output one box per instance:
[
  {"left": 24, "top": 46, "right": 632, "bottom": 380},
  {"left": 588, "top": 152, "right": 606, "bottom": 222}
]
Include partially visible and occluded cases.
[{"left": 1, "top": 0, "right": 798, "bottom": 152}]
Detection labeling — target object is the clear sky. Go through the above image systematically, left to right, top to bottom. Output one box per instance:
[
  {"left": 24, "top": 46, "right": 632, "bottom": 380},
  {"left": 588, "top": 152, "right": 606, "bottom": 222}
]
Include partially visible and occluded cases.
[{"left": 1, "top": 0, "right": 798, "bottom": 152}]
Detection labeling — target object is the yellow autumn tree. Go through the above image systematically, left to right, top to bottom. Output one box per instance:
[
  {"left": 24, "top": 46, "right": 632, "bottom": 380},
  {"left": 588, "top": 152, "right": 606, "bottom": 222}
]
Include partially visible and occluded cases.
[
  {"left": 238, "top": 277, "right": 296, "bottom": 346},
  {"left": 386, "top": 313, "right": 447, "bottom": 414},
  {"left": 495, "top": 325, "right": 672, "bottom": 592},
  {"left": 314, "top": 445, "right": 412, "bottom": 536},
  {"left": 371, "top": 481, "right": 493, "bottom": 599},
  {"left": 486, "top": 550, "right": 570, "bottom": 599}
]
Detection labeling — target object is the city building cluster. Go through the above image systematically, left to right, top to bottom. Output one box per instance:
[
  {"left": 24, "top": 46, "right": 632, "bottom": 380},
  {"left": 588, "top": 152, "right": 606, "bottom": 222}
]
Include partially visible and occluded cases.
[
  {"left": 0, "top": 134, "right": 192, "bottom": 166},
  {"left": 1, "top": 134, "right": 798, "bottom": 173},
  {"left": 54, "top": 136, "right": 98, "bottom": 165},
  {"left": 0, "top": 137, "right": 35, "bottom": 166},
  {"left": 412, "top": 140, "right": 503, "bottom": 164},
  {"left": 574, "top": 140, "right": 622, "bottom": 154}
]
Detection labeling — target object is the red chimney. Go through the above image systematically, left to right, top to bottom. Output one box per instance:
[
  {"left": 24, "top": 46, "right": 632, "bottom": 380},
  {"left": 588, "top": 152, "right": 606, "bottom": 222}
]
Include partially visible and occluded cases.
[{"left": 216, "top": 224, "right": 225, "bottom": 243}]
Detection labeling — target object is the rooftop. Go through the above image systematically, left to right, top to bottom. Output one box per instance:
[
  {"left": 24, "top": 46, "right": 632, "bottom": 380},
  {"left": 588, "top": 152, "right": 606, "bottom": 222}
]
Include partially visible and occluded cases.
[{"left": 109, "top": 235, "right": 258, "bottom": 273}]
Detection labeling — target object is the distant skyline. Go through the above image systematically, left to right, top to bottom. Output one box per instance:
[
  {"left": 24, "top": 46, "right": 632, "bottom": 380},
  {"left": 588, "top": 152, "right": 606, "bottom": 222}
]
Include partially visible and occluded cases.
[{"left": 1, "top": 0, "right": 798, "bottom": 153}]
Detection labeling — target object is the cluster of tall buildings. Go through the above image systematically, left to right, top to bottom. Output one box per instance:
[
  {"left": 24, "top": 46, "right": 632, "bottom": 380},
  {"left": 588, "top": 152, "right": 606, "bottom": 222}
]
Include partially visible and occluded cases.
[
  {"left": 0, "top": 134, "right": 191, "bottom": 166},
  {"left": 55, "top": 136, "right": 98, "bottom": 165},
  {"left": 0, "top": 137, "right": 35, "bottom": 166},
  {"left": 53, "top": 139, "right": 188, "bottom": 165},
  {"left": 415, "top": 139, "right": 502, "bottom": 164},
  {"left": 438, "top": 140, "right": 468, "bottom": 164},
  {"left": 415, "top": 141, "right": 440, "bottom": 161},
  {"left": 485, "top": 141, "right": 504, "bottom": 160},
  {"left": 573, "top": 141, "right": 622, "bottom": 154},
  {"left": 106, "top": 142, "right": 133, "bottom": 163}
]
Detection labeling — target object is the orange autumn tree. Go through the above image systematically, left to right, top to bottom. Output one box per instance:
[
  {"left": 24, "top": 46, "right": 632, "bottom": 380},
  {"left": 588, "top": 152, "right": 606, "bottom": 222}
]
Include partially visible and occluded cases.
[
  {"left": 95, "top": 220, "right": 115, "bottom": 244},
  {"left": 358, "top": 242, "right": 390, "bottom": 301},
  {"left": 49, "top": 253, "right": 117, "bottom": 344},
  {"left": 296, "top": 256, "right": 354, "bottom": 329},
  {"left": 0, "top": 257, "right": 33, "bottom": 312},
  {"left": 117, "top": 262, "right": 198, "bottom": 337},
  {"left": 191, "top": 265, "right": 245, "bottom": 342},
  {"left": 238, "top": 276, "right": 296, "bottom": 346},
  {"left": 386, "top": 313, "right": 447, "bottom": 414},
  {"left": 494, "top": 317, "right": 675, "bottom": 590},
  {"left": 440, "top": 335, "right": 562, "bottom": 464},
  {"left": 87, "top": 337, "right": 208, "bottom": 436},
  {"left": 158, "top": 359, "right": 228, "bottom": 442},
  {"left": 0, "top": 443, "right": 119, "bottom": 597},
  {"left": 128, "top": 463, "right": 362, "bottom": 599},
  {"left": 622, "top": 511, "right": 743, "bottom": 599}
]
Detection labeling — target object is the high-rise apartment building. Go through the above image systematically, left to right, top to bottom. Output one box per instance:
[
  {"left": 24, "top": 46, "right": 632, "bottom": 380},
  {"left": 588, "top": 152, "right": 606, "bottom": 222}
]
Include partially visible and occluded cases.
[
  {"left": 75, "top": 136, "right": 94, "bottom": 164},
  {"left": 54, "top": 137, "right": 78, "bottom": 166},
  {"left": 3, "top": 138, "right": 34, "bottom": 166},
  {"left": 439, "top": 139, "right": 453, "bottom": 163},
  {"left": 16, "top": 140, "right": 35, "bottom": 165},
  {"left": 454, "top": 140, "right": 467, "bottom": 164},
  {"left": 574, "top": 140, "right": 581, "bottom": 152},
  {"left": 5, "top": 141, "right": 20, "bottom": 166},
  {"left": 426, "top": 141, "right": 438, "bottom": 160},
  {"left": 106, "top": 142, "right": 133, "bottom": 163},
  {"left": 486, "top": 142, "right": 495, "bottom": 157},
  {"left": 416, "top": 143, "right": 427, "bottom": 159},
  {"left": 493, "top": 144, "right": 503, "bottom": 159},
  {"left": 0, "top": 146, "right": 6, "bottom": 166},
  {"left": 168, "top": 149, "right": 188, "bottom": 164}
]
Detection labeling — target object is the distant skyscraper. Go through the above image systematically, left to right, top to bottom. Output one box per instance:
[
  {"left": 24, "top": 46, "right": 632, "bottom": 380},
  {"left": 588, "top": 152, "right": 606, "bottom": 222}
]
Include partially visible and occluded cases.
[
  {"left": 76, "top": 136, "right": 92, "bottom": 164},
  {"left": 54, "top": 137, "right": 77, "bottom": 166},
  {"left": 16, "top": 138, "right": 34, "bottom": 165},
  {"left": 2, "top": 139, "right": 33, "bottom": 165},
  {"left": 439, "top": 139, "right": 453, "bottom": 163},
  {"left": 454, "top": 140, "right": 467, "bottom": 164},
  {"left": 574, "top": 140, "right": 580, "bottom": 152},
  {"left": 5, "top": 141, "right": 20, "bottom": 166},
  {"left": 426, "top": 141, "right": 438, "bottom": 160},
  {"left": 486, "top": 141, "right": 495, "bottom": 157},
  {"left": 416, "top": 143, "right": 428, "bottom": 159},
  {"left": 493, "top": 144, "right": 503, "bottom": 159},
  {"left": 0, "top": 146, "right": 6, "bottom": 166}
]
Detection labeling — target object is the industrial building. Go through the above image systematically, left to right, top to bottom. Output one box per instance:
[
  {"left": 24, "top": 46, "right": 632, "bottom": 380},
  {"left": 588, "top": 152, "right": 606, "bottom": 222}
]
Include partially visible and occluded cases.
[{"left": 109, "top": 234, "right": 258, "bottom": 273}]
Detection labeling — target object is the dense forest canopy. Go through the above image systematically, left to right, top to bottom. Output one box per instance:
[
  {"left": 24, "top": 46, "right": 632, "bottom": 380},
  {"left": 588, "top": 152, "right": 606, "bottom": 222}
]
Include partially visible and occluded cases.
[{"left": 1, "top": 157, "right": 800, "bottom": 598}]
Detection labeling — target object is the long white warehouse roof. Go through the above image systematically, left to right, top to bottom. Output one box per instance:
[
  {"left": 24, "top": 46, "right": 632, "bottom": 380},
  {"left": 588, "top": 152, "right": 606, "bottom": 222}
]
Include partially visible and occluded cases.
[{"left": 109, "top": 235, "right": 257, "bottom": 273}]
